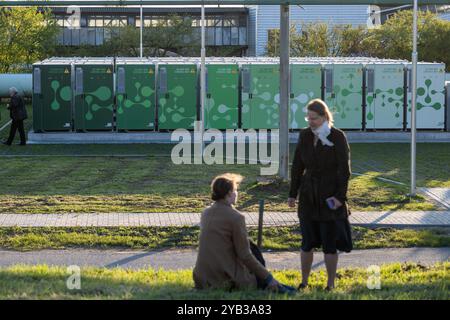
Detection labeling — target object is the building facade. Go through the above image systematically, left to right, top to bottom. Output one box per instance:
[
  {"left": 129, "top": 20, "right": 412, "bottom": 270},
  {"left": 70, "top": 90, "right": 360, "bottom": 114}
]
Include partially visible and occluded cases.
[
  {"left": 49, "top": 4, "right": 450, "bottom": 57},
  {"left": 247, "top": 5, "right": 371, "bottom": 56},
  {"left": 51, "top": 6, "right": 249, "bottom": 55}
]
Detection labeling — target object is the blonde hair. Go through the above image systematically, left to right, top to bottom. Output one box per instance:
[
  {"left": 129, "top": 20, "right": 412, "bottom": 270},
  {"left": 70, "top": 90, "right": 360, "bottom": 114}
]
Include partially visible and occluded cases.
[
  {"left": 306, "top": 99, "right": 334, "bottom": 126},
  {"left": 211, "top": 173, "right": 244, "bottom": 201}
]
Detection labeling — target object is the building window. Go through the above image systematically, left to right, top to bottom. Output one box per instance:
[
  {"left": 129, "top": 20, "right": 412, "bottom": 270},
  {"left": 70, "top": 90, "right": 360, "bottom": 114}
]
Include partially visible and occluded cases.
[
  {"left": 54, "top": 10, "right": 248, "bottom": 47},
  {"left": 239, "top": 15, "right": 247, "bottom": 26},
  {"left": 56, "top": 17, "right": 65, "bottom": 27},
  {"left": 80, "top": 17, "right": 87, "bottom": 28},
  {"left": 136, "top": 17, "right": 167, "bottom": 27},
  {"left": 223, "top": 18, "right": 238, "bottom": 27},
  {"left": 191, "top": 19, "right": 200, "bottom": 27},
  {"left": 206, "top": 27, "right": 215, "bottom": 45},
  {"left": 215, "top": 27, "right": 223, "bottom": 45},
  {"left": 222, "top": 27, "right": 231, "bottom": 45},
  {"left": 231, "top": 27, "right": 239, "bottom": 45},
  {"left": 239, "top": 27, "right": 247, "bottom": 46},
  {"left": 63, "top": 28, "right": 72, "bottom": 46},
  {"left": 80, "top": 28, "right": 88, "bottom": 45},
  {"left": 96, "top": 28, "right": 104, "bottom": 45},
  {"left": 104, "top": 28, "right": 111, "bottom": 41},
  {"left": 72, "top": 29, "right": 80, "bottom": 46}
]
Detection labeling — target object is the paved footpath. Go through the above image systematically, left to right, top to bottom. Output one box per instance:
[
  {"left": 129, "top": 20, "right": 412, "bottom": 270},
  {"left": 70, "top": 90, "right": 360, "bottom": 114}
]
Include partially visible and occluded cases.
[
  {"left": 419, "top": 188, "right": 450, "bottom": 210},
  {"left": 0, "top": 211, "right": 449, "bottom": 228},
  {"left": 0, "top": 248, "right": 448, "bottom": 270}
]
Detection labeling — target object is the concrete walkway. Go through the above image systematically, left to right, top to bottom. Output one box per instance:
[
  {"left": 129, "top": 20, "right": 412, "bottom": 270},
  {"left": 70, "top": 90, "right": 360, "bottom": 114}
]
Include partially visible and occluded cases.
[
  {"left": 27, "top": 131, "right": 450, "bottom": 145},
  {"left": 419, "top": 188, "right": 450, "bottom": 210},
  {"left": 1, "top": 211, "right": 450, "bottom": 228},
  {"left": 0, "top": 247, "right": 448, "bottom": 270}
]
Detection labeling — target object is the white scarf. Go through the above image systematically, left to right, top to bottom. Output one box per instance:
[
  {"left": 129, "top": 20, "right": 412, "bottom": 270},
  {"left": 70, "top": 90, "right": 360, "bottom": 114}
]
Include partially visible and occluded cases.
[{"left": 311, "top": 121, "right": 334, "bottom": 147}]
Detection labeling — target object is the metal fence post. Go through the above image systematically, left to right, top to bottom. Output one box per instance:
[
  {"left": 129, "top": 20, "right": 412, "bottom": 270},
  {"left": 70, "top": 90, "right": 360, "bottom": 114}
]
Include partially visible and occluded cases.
[{"left": 257, "top": 199, "right": 264, "bottom": 249}]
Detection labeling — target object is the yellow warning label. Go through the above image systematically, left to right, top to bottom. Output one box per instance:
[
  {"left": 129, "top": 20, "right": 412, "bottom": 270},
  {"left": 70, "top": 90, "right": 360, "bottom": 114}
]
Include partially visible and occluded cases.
[
  {"left": 64, "top": 68, "right": 69, "bottom": 74},
  {"left": 107, "top": 68, "right": 112, "bottom": 74},
  {"left": 149, "top": 69, "right": 154, "bottom": 74}
]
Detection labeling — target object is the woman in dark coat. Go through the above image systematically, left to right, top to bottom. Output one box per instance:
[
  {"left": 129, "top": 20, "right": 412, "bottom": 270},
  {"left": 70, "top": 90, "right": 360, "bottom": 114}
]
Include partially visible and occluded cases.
[{"left": 288, "top": 99, "right": 352, "bottom": 291}]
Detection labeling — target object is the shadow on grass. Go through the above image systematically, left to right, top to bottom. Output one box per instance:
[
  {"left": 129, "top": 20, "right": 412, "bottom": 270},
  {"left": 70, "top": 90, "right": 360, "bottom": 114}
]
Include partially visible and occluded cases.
[{"left": 239, "top": 178, "right": 289, "bottom": 210}]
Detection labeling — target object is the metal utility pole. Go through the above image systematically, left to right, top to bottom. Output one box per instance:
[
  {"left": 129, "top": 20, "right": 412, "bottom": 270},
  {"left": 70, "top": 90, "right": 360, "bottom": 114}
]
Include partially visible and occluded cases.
[
  {"left": 410, "top": 0, "right": 418, "bottom": 196},
  {"left": 140, "top": 1, "right": 143, "bottom": 58},
  {"left": 199, "top": 3, "right": 206, "bottom": 154},
  {"left": 279, "top": 4, "right": 290, "bottom": 180}
]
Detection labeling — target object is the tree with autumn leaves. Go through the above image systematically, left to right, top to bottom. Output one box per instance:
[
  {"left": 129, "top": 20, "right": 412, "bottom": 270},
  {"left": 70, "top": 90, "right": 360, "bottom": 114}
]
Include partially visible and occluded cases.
[
  {"left": 0, "top": 7, "right": 58, "bottom": 73},
  {"left": 267, "top": 10, "right": 450, "bottom": 71}
]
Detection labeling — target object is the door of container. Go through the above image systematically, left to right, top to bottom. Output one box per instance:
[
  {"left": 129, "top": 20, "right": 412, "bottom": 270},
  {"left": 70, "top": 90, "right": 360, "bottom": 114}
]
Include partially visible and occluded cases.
[
  {"left": 33, "top": 64, "right": 72, "bottom": 131},
  {"left": 74, "top": 64, "right": 114, "bottom": 131},
  {"left": 116, "top": 64, "right": 156, "bottom": 130},
  {"left": 157, "top": 64, "right": 198, "bottom": 130},
  {"left": 241, "top": 64, "right": 280, "bottom": 129}
]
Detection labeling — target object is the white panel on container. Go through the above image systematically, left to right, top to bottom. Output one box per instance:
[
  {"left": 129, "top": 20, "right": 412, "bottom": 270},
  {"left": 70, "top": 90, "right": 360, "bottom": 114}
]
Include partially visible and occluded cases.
[
  {"left": 75, "top": 67, "right": 83, "bottom": 94},
  {"left": 117, "top": 67, "right": 126, "bottom": 94},
  {"left": 159, "top": 67, "right": 167, "bottom": 93},
  {"left": 33, "top": 68, "right": 41, "bottom": 94},
  {"left": 242, "top": 68, "right": 251, "bottom": 93},
  {"left": 325, "top": 69, "right": 333, "bottom": 93},
  {"left": 367, "top": 69, "right": 375, "bottom": 93}
]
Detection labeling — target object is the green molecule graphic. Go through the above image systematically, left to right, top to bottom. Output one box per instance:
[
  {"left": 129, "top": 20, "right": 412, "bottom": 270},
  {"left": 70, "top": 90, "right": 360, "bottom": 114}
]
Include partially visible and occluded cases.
[
  {"left": 50, "top": 81, "right": 60, "bottom": 111},
  {"left": 60, "top": 86, "right": 71, "bottom": 102},
  {"left": 141, "top": 86, "right": 153, "bottom": 98},
  {"left": 172, "top": 86, "right": 184, "bottom": 97}
]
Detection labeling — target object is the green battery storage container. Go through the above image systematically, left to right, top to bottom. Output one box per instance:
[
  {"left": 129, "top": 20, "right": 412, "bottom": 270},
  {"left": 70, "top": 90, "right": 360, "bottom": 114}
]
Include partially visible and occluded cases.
[
  {"left": 74, "top": 58, "right": 114, "bottom": 131},
  {"left": 116, "top": 58, "right": 156, "bottom": 131},
  {"left": 32, "top": 59, "right": 73, "bottom": 132},
  {"left": 157, "top": 62, "right": 198, "bottom": 130},
  {"left": 205, "top": 63, "right": 239, "bottom": 129},
  {"left": 241, "top": 63, "right": 280, "bottom": 129},
  {"left": 289, "top": 63, "right": 322, "bottom": 129},
  {"left": 324, "top": 63, "right": 364, "bottom": 129},
  {"left": 365, "top": 63, "right": 405, "bottom": 129},
  {"left": 406, "top": 63, "right": 446, "bottom": 129}
]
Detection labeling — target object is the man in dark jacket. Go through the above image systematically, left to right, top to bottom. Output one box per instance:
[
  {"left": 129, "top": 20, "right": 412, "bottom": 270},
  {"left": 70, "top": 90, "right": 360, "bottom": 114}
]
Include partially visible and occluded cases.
[{"left": 2, "top": 87, "right": 27, "bottom": 146}]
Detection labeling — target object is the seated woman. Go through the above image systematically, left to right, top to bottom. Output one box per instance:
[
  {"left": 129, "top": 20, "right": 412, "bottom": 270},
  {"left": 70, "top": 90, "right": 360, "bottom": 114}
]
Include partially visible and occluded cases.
[{"left": 193, "top": 173, "right": 294, "bottom": 293}]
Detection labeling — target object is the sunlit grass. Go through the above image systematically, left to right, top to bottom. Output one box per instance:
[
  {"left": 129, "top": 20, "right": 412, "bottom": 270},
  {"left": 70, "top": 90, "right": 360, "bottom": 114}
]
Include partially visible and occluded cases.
[
  {"left": 0, "top": 226, "right": 448, "bottom": 251},
  {"left": 0, "top": 263, "right": 448, "bottom": 299}
]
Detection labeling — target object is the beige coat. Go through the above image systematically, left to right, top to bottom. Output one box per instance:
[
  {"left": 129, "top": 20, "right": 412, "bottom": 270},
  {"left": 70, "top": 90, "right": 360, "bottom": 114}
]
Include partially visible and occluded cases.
[{"left": 193, "top": 201, "right": 270, "bottom": 290}]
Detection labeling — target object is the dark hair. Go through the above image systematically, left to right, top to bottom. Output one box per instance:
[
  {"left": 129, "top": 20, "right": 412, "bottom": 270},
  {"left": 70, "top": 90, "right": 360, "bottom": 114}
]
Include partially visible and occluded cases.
[
  {"left": 306, "top": 98, "right": 334, "bottom": 125},
  {"left": 211, "top": 173, "right": 244, "bottom": 201}
]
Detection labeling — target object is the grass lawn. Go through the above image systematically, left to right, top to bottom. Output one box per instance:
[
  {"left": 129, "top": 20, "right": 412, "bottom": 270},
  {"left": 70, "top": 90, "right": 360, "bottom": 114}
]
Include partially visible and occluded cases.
[
  {"left": 0, "top": 102, "right": 448, "bottom": 213},
  {"left": 0, "top": 143, "right": 448, "bottom": 213},
  {"left": 0, "top": 226, "right": 448, "bottom": 251},
  {"left": 0, "top": 263, "right": 448, "bottom": 299}
]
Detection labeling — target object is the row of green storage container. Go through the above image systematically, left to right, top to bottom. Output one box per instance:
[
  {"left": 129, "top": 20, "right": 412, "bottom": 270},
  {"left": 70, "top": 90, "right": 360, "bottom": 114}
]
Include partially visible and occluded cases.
[{"left": 32, "top": 57, "right": 447, "bottom": 132}]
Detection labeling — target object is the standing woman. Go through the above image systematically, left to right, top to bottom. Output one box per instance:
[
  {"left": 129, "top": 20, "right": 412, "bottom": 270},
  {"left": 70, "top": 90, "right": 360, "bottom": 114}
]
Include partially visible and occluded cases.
[{"left": 288, "top": 99, "right": 353, "bottom": 291}]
